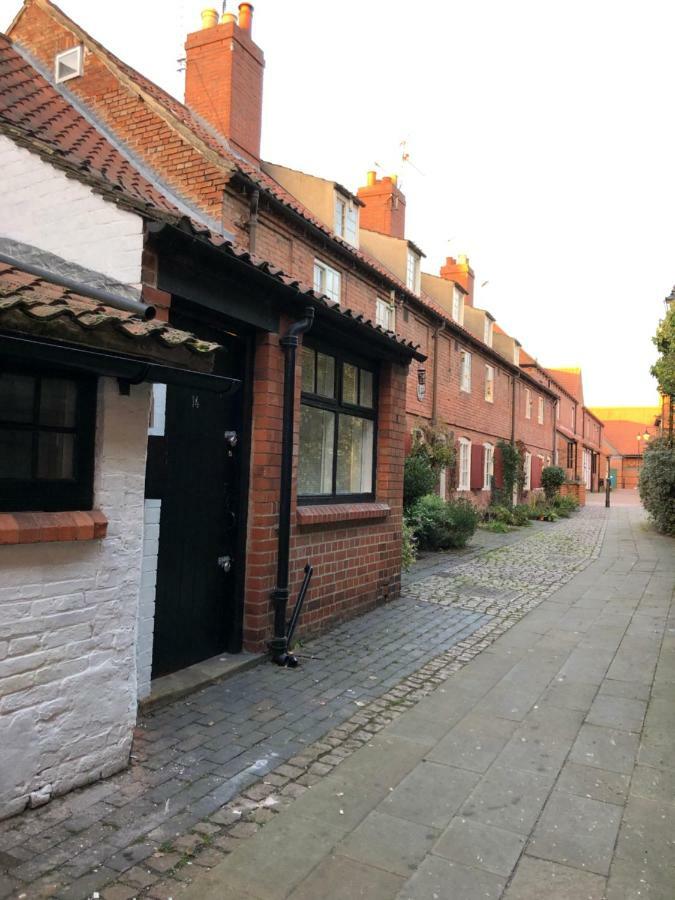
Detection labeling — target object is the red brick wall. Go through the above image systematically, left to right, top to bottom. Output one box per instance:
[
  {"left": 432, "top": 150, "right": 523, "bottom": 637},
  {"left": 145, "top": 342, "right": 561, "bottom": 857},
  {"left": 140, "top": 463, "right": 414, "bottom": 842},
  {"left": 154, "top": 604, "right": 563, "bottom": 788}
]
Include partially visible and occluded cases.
[{"left": 185, "top": 20, "right": 264, "bottom": 163}]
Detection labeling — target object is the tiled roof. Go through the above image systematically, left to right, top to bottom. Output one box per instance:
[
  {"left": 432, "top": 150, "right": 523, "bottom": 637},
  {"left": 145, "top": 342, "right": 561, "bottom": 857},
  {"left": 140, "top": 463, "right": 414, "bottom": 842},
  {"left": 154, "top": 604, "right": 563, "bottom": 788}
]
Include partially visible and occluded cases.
[
  {"left": 7, "top": 2, "right": 479, "bottom": 347},
  {"left": 0, "top": 32, "right": 422, "bottom": 361},
  {"left": 0, "top": 34, "right": 177, "bottom": 213},
  {"left": 0, "top": 262, "right": 220, "bottom": 363},
  {"left": 545, "top": 368, "right": 584, "bottom": 404},
  {"left": 601, "top": 419, "right": 660, "bottom": 457}
]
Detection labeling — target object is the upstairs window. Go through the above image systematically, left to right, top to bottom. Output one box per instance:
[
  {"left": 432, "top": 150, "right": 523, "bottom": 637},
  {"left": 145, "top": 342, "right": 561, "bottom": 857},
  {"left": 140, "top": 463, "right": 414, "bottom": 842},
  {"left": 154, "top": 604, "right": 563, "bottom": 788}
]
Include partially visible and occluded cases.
[
  {"left": 55, "top": 46, "right": 83, "bottom": 84},
  {"left": 334, "top": 195, "right": 358, "bottom": 246},
  {"left": 406, "top": 249, "right": 420, "bottom": 293},
  {"left": 313, "top": 259, "right": 341, "bottom": 305},
  {"left": 452, "top": 288, "right": 464, "bottom": 325},
  {"left": 376, "top": 298, "right": 395, "bottom": 332},
  {"left": 483, "top": 318, "right": 493, "bottom": 347},
  {"left": 299, "top": 345, "right": 376, "bottom": 501},
  {"left": 460, "top": 350, "right": 472, "bottom": 393},
  {"left": 484, "top": 365, "right": 494, "bottom": 403},
  {"left": 0, "top": 367, "right": 96, "bottom": 512},
  {"left": 525, "top": 388, "right": 532, "bottom": 419},
  {"left": 538, "top": 396, "right": 544, "bottom": 424},
  {"left": 458, "top": 437, "right": 471, "bottom": 491}
]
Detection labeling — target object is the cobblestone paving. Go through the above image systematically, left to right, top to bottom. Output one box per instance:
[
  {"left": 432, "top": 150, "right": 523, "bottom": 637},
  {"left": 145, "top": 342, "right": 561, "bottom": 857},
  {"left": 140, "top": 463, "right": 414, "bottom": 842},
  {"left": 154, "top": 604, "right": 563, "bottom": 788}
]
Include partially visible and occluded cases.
[{"left": 0, "top": 508, "right": 607, "bottom": 900}]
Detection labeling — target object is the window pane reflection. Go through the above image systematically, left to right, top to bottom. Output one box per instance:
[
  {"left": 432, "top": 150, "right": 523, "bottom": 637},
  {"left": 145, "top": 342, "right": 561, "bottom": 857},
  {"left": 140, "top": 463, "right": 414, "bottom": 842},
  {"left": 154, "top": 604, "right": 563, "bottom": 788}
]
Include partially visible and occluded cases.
[
  {"left": 298, "top": 406, "right": 334, "bottom": 494},
  {"left": 337, "top": 415, "right": 373, "bottom": 494}
]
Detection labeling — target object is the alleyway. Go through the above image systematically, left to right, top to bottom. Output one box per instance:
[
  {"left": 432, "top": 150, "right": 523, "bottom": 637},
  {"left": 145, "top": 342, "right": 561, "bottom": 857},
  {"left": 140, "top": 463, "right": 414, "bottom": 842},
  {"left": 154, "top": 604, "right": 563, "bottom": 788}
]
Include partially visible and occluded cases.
[{"left": 1, "top": 496, "right": 673, "bottom": 899}]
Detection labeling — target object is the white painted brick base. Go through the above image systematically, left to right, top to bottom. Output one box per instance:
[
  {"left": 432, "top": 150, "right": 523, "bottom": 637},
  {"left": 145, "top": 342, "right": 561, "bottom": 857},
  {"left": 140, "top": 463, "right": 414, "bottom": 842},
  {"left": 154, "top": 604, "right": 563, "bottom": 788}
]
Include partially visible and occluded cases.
[
  {"left": 0, "top": 379, "right": 151, "bottom": 819},
  {"left": 137, "top": 500, "right": 161, "bottom": 701}
]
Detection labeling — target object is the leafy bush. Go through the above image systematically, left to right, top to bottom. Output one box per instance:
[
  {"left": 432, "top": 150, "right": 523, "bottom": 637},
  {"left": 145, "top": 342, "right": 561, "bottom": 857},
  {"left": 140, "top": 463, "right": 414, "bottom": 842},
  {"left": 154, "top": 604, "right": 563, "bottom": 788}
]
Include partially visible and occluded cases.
[
  {"left": 639, "top": 438, "right": 675, "bottom": 535},
  {"left": 495, "top": 440, "right": 523, "bottom": 507},
  {"left": 404, "top": 454, "right": 436, "bottom": 509},
  {"left": 541, "top": 466, "right": 566, "bottom": 501},
  {"left": 527, "top": 493, "right": 549, "bottom": 519},
  {"left": 410, "top": 494, "right": 479, "bottom": 551},
  {"left": 553, "top": 494, "right": 579, "bottom": 516},
  {"left": 486, "top": 504, "right": 531, "bottom": 527},
  {"left": 401, "top": 516, "right": 417, "bottom": 570},
  {"left": 482, "top": 520, "right": 511, "bottom": 533}
]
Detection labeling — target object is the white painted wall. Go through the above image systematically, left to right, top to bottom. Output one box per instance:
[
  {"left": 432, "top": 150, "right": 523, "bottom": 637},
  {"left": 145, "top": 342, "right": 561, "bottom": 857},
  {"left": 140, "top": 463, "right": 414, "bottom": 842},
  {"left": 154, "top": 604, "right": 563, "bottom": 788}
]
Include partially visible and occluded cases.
[
  {"left": 0, "top": 135, "right": 143, "bottom": 288},
  {"left": 0, "top": 379, "right": 151, "bottom": 819},
  {"left": 137, "top": 499, "right": 161, "bottom": 700}
]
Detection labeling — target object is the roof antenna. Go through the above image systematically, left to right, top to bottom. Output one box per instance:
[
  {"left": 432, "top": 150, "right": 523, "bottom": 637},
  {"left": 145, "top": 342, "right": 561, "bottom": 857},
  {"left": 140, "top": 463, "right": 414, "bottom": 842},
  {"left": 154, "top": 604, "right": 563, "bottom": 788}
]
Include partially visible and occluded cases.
[{"left": 400, "top": 140, "right": 425, "bottom": 176}]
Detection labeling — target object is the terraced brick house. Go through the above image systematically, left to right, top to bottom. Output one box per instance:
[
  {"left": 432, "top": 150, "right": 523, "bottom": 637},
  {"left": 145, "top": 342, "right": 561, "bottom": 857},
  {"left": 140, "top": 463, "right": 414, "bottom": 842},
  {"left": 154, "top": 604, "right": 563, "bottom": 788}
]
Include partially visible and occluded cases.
[{"left": 0, "top": 3, "right": 424, "bottom": 816}]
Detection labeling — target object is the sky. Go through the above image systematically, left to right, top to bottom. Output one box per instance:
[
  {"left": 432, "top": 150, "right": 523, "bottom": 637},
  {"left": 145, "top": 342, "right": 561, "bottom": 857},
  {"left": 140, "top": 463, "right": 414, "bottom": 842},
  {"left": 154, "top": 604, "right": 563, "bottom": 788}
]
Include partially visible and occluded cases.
[{"left": 3, "top": 0, "right": 673, "bottom": 406}]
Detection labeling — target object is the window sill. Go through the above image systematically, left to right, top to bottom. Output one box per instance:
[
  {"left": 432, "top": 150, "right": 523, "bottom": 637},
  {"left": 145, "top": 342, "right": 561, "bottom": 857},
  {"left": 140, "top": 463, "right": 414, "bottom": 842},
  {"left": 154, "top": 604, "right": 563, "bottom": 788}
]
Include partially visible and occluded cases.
[
  {"left": 297, "top": 502, "right": 391, "bottom": 527},
  {"left": 0, "top": 510, "right": 108, "bottom": 545}
]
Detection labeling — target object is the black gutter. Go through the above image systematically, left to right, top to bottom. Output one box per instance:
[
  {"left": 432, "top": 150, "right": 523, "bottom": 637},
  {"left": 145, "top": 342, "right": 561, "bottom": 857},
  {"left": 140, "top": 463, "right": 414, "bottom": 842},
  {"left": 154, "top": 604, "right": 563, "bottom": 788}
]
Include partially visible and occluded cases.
[
  {"left": 0, "top": 252, "right": 155, "bottom": 320},
  {"left": 270, "top": 307, "right": 315, "bottom": 666},
  {"left": 0, "top": 332, "right": 239, "bottom": 394}
]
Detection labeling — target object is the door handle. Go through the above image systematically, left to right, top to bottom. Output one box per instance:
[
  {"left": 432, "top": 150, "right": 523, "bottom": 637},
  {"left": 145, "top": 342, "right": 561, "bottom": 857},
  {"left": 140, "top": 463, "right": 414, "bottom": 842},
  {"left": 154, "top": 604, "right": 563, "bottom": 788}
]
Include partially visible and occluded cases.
[{"left": 217, "top": 555, "right": 232, "bottom": 572}]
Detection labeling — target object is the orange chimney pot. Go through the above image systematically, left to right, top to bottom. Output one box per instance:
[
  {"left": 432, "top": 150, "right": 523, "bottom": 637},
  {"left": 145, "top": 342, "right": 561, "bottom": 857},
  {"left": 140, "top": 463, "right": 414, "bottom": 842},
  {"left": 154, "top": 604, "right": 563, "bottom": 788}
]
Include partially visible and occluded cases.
[{"left": 238, "top": 2, "right": 253, "bottom": 33}]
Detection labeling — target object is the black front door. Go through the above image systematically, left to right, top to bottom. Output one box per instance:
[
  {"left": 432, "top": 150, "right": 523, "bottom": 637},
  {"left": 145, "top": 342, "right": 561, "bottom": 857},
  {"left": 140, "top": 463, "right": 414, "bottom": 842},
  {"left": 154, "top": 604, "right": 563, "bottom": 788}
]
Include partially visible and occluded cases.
[{"left": 149, "top": 383, "right": 240, "bottom": 677}]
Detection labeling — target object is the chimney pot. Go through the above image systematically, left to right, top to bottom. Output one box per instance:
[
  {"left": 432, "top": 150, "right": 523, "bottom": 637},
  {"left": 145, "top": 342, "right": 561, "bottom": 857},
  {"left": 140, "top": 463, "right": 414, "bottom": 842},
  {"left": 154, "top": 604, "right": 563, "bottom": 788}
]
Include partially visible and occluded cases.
[
  {"left": 238, "top": 2, "right": 253, "bottom": 33},
  {"left": 200, "top": 8, "right": 219, "bottom": 29},
  {"left": 221, "top": 11, "right": 237, "bottom": 24},
  {"left": 366, "top": 170, "right": 376, "bottom": 186},
  {"left": 357, "top": 171, "right": 406, "bottom": 239},
  {"left": 390, "top": 174, "right": 398, "bottom": 185}
]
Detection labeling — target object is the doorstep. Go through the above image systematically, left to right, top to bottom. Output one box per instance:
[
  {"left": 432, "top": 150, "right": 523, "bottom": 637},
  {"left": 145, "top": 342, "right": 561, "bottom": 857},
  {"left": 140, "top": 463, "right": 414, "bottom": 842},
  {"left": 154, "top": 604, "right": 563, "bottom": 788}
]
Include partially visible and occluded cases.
[{"left": 140, "top": 651, "right": 266, "bottom": 713}]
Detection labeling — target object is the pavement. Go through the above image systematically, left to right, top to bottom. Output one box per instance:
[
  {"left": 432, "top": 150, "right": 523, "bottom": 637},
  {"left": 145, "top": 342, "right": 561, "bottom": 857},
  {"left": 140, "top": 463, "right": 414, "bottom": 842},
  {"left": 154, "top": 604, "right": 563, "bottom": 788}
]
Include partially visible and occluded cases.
[{"left": 0, "top": 492, "right": 672, "bottom": 899}]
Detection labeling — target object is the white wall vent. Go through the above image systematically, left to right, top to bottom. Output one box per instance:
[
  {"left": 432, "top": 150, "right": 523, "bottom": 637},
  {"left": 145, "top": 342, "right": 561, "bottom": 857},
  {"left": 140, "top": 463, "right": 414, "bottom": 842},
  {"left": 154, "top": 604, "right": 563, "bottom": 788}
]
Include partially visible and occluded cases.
[{"left": 55, "top": 46, "right": 83, "bottom": 84}]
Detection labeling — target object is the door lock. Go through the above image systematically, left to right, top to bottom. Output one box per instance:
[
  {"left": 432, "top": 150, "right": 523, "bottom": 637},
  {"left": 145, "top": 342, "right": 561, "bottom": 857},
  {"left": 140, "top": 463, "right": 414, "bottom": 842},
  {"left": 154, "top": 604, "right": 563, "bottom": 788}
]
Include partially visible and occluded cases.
[{"left": 217, "top": 555, "right": 232, "bottom": 572}]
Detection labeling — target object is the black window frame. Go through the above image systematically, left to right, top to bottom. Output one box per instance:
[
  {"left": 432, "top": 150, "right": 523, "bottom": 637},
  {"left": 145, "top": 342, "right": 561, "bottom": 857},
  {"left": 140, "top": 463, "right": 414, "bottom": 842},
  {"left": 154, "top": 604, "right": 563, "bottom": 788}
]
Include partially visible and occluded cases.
[
  {"left": 298, "top": 340, "right": 378, "bottom": 505},
  {"left": 0, "top": 364, "right": 97, "bottom": 512}
]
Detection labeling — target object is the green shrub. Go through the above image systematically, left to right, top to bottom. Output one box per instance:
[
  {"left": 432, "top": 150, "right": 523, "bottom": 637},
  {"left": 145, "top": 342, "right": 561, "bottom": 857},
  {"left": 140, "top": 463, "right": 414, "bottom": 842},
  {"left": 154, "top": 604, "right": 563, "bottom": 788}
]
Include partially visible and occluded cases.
[
  {"left": 639, "top": 438, "right": 675, "bottom": 535},
  {"left": 404, "top": 455, "right": 436, "bottom": 509},
  {"left": 541, "top": 466, "right": 566, "bottom": 501},
  {"left": 527, "top": 493, "right": 549, "bottom": 518},
  {"left": 410, "top": 494, "right": 479, "bottom": 551},
  {"left": 553, "top": 494, "right": 579, "bottom": 516},
  {"left": 511, "top": 504, "right": 532, "bottom": 526},
  {"left": 487, "top": 505, "right": 513, "bottom": 524},
  {"left": 401, "top": 516, "right": 417, "bottom": 570},
  {"left": 482, "top": 520, "right": 511, "bottom": 533}
]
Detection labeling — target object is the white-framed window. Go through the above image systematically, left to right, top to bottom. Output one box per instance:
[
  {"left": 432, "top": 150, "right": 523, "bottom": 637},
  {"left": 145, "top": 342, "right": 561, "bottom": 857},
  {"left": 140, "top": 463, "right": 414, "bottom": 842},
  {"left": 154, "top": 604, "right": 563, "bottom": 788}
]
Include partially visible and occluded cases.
[
  {"left": 55, "top": 46, "right": 83, "bottom": 83},
  {"left": 334, "top": 195, "right": 358, "bottom": 246},
  {"left": 406, "top": 249, "right": 420, "bottom": 293},
  {"left": 313, "top": 259, "right": 341, "bottom": 304},
  {"left": 452, "top": 287, "right": 464, "bottom": 325},
  {"left": 376, "top": 297, "right": 395, "bottom": 331},
  {"left": 483, "top": 318, "right": 493, "bottom": 347},
  {"left": 460, "top": 350, "right": 472, "bottom": 393},
  {"left": 484, "top": 365, "right": 494, "bottom": 403},
  {"left": 525, "top": 388, "right": 532, "bottom": 419},
  {"left": 537, "top": 396, "right": 544, "bottom": 424},
  {"left": 458, "top": 437, "right": 471, "bottom": 491},
  {"left": 483, "top": 443, "right": 494, "bottom": 491},
  {"left": 524, "top": 451, "right": 532, "bottom": 491}
]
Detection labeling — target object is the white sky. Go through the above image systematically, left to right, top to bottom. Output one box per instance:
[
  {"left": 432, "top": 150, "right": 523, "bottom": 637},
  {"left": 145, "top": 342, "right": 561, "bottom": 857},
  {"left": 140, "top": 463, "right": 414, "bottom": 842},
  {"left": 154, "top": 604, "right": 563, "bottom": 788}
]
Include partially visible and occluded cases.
[{"left": 3, "top": 0, "right": 673, "bottom": 406}]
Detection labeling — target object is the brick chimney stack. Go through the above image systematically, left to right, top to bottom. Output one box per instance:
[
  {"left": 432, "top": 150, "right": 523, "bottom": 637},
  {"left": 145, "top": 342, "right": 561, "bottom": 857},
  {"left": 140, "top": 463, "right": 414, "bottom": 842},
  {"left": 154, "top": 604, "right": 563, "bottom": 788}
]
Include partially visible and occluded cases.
[
  {"left": 184, "top": 5, "right": 265, "bottom": 164},
  {"left": 356, "top": 171, "right": 407, "bottom": 239},
  {"left": 440, "top": 254, "right": 475, "bottom": 307}
]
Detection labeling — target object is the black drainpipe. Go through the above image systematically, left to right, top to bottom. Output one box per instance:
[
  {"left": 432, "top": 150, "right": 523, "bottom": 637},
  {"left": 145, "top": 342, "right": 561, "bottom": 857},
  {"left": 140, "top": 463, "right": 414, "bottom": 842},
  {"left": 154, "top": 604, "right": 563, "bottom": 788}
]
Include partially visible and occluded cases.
[{"left": 270, "top": 307, "right": 315, "bottom": 665}]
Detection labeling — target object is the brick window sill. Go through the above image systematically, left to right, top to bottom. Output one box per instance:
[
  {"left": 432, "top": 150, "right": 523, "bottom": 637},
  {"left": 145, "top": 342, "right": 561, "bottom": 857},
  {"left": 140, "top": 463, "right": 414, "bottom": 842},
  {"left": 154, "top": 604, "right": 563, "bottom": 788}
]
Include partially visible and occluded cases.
[
  {"left": 296, "top": 502, "right": 391, "bottom": 527},
  {"left": 0, "top": 511, "right": 108, "bottom": 545}
]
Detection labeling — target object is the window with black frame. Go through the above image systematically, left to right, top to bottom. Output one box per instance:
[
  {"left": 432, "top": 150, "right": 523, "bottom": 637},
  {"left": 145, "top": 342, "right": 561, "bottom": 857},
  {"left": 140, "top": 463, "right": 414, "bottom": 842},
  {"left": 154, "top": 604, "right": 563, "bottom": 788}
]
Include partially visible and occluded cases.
[
  {"left": 298, "top": 344, "right": 376, "bottom": 502},
  {"left": 0, "top": 367, "right": 97, "bottom": 512}
]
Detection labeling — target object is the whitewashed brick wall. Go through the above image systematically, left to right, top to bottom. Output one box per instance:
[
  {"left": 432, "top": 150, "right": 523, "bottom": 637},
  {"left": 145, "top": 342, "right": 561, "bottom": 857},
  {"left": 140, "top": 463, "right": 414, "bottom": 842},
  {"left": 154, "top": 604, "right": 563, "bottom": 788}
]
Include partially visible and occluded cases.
[
  {"left": 0, "top": 135, "right": 143, "bottom": 288},
  {"left": 0, "top": 378, "right": 151, "bottom": 819},
  {"left": 137, "top": 500, "right": 161, "bottom": 700}
]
